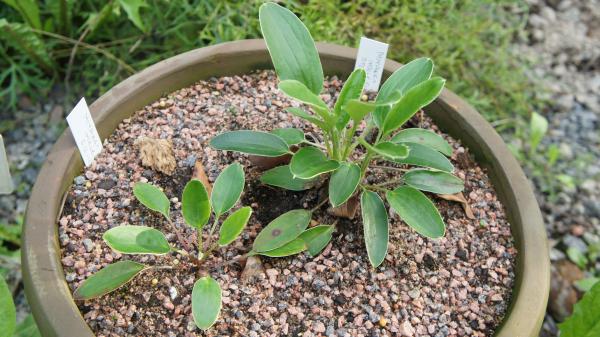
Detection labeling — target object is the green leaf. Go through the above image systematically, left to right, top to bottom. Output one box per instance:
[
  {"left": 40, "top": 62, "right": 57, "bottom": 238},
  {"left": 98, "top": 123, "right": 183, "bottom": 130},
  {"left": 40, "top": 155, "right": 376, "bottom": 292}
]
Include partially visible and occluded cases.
[
  {"left": 2, "top": 0, "right": 41, "bottom": 29},
  {"left": 117, "top": 0, "right": 148, "bottom": 32},
  {"left": 259, "top": 2, "right": 323, "bottom": 95},
  {"left": 0, "top": 19, "right": 53, "bottom": 73},
  {"left": 374, "top": 57, "right": 434, "bottom": 127},
  {"left": 334, "top": 68, "right": 366, "bottom": 129},
  {"left": 382, "top": 77, "right": 445, "bottom": 136},
  {"left": 278, "top": 80, "right": 331, "bottom": 123},
  {"left": 344, "top": 99, "right": 376, "bottom": 124},
  {"left": 285, "top": 107, "right": 326, "bottom": 129},
  {"left": 530, "top": 112, "right": 548, "bottom": 154},
  {"left": 271, "top": 128, "right": 305, "bottom": 146},
  {"left": 391, "top": 128, "right": 452, "bottom": 156},
  {"left": 210, "top": 130, "right": 290, "bottom": 157},
  {"left": 359, "top": 139, "right": 409, "bottom": 161},
  {"left": 392, "top": 142, "right": 454, "bottom": 172},
  {"left": 290, "top": 146, "right": 339, "bottom": 179},
  {"left": 211, "top": 163, "right": 245, "bottom": 217},
  {"left": 329, "top": 163, "right": 361, "bottom": 207},
  {"left": 260, "top": 165, "right": 317, "bottom": 191},
  {"left": 403, "top": 169, "right": 463, "bottom": 194},
  {"left": 182, "top": 180, "right": 211, "bottom": 229},
  {"left": 133, "top": 182, "right": 170, "bottom": 219},
  {"left": 386, "top": 186, "right": 445, "bottom": 238},
  {"left": 360, "top": 191, "right": 389, "bottom": 268},
  {"left": 218, "top": 207, "right": 252, "bottom": 246},
  {"left": 253, "top": 209, "right": 311, "bottom": 252},
  {"left": 299, "top": 225, "right": 334, "bottom": 257},
  {"left": 103, "top": 226, "right": 170, "bottom": 255},
  {"left": 257, "top": 237, "right": 306, "bottom": 257},
  {"left": 567, "top": 247, "right": 588, "bottom": 269},
  {"left": 73, "top": 261, "right": 146, "bottom": 300},
  {"left": 0, "top": 275, "right": 16, "bottom": 337},
  {"left": 192, "top": 276, "right": 222, "bottom": 330},
  {"left": 575, "top": 277, "right": 600, "bottom": 292},
  {"left": 558, "top": 281, "right": 600, "bottom": 337},
  {"left": 14, "top": 314, "right": 40, "bottom": 337}
]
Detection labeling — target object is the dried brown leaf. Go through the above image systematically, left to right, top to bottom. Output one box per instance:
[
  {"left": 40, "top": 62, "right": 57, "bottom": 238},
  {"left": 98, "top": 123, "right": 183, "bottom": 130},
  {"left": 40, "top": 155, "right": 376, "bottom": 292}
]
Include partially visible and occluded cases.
[
  {"left": 134, "top": 136, "right": 176, "bottom": 175},
  {"left": 192, "top": 160, "right": 212, "bottom": 195},
  {"left": 438, "top": 192, "right": 475, "bottom": 219},
  {"left": 328, "top": 195, "right": 359, "bottom": 219},
  {"left": 241, "top": 255, "right": 264, "bottom": 282}
]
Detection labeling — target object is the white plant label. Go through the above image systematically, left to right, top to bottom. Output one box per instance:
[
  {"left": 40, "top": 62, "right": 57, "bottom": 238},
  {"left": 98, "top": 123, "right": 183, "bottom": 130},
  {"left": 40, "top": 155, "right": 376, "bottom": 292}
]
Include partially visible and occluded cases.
[
  {"left": 354, "top": 37, "right": 389, "bottom": 92},
  {"left": 66, "top": 98, "right": 103, "bottom": 166},
  {"left": 0, "top": 135, "right": 13, "bottom": 194}
]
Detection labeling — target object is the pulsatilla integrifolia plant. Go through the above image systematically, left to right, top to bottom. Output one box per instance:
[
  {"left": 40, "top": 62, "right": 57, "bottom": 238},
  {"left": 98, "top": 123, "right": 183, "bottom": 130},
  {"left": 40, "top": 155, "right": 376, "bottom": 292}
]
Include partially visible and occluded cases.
[{"left": 211, "top": 2, "right": 464, "bottom": 268}]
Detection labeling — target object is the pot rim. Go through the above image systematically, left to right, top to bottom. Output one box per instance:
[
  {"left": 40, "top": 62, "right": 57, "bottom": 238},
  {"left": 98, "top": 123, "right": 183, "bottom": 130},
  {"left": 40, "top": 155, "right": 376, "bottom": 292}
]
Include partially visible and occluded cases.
[{"left": 22, "top": 39, "right": 549, "bottom": 337}]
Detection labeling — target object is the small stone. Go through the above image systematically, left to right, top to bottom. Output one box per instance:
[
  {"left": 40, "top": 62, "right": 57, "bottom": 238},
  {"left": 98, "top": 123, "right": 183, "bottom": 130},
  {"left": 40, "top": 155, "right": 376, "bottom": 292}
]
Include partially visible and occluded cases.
[
  {"left": 74, "top": 176, "right": 85, "bottom": 185},
  {"left": 82, "top": 238, "right": 94, "bottom": 252},
  {"left": 151, "top": 278, "right": 158, "bottom": 286},
  {"left": 169, "top": 286, "right": 178, "bottom": 300},
  {"left": 379, "top": 318, "right": 387, "bottom": 327},
  {"left": 399, "top": 321, "right": 415, "bottom": 336}
]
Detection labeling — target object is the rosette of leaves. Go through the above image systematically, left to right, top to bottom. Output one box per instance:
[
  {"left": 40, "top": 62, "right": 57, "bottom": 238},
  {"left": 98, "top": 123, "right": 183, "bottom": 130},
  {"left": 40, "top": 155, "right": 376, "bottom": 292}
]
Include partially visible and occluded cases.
[
  {"left": 210, "top": 2, "right": 463, "bottom": 268},
  {"left": 73, "top": 163, "right": 250, "bottom": 330}
]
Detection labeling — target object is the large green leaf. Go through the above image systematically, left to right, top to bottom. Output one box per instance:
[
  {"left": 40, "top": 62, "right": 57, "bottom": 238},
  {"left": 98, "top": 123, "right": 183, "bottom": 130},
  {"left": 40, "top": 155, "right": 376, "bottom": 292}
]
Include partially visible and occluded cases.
[
  {"left": 2, "top": 0, "right": 41, "bottom": 29},
  {"left": 117, "top": 0, "right": 148, "bottom": 32},
  {"left": 259, "top": 2, "right": 323, "bottom": 95},
  {"left": 374, "top": 57, "right": 434, "bottom": 127},
  {"left": 334, "top": 68, "right": 366, "bottom": 129},
  {"left": 381, "top": 77, "right": 445, "bottom": 136},
  {"left": 278, "top": 80, "right": 331, "bottom": 123},
  {"left": 343, "top": 99, "right": 376, "bottom": 124},
  {"left": 285, "top": 107, "right": 326, "bottom": 129},
  {"left": 270, "top": 128, "right": 305, "bottom": 146},
  {"left": 391, "top": 128, "right": 452, "bottom": 156},
  {"left": 210, "top": 130, "right": 290, "bottom": 157},
  {"left": 359, "top": 139, "right": 409, "bottom": 161},
  {"left": 393, "top": 142, "right": 453, "bottom": 172},
  {"left": 290, "top": 146, "right": 339, "bottom": 179},
  {"left": 211, "top": 163, "right": 245, "bottom": 217},
  {"left": 329, "top": 163, "right": 361, "bottom": 207},
  {"left": 260, "top": 165, "right": 317, "bottom": 191},
  {"left": 403, "top": 169, "right": 463, "bottom": 194},
  {"left": 182, "top": 179, "right": 211, "bottom": 229},
  {"left": 133, "top": 182, "right": 170, "bottom": 219},
  {"left": 386, "top": 186, "right": 445, "bottom": 238},
  {"left": 360, "top": 191, "right": 389, "bottom": 268},
  {"left": 218, "top": 206, "right": 252, "bottom": 246},
  {"left": 252, "top": 209, "right": 311, "bottom": 252},
  {"left": 298, "top": 225, "right": 334, "bottom": 257},
  {"left": 103, "top": 226, "right": 170, "bottom": 255},
  {"left": 257, "top": 237, "right": 306, "bottom": 257},
  {"left": 73, "top": 261, "right": 146, "bottom": 300},
  {"left": 0, "top": 275, "right": 16, "bottom": 337},
  {"left": 192, "top": 276, "right": 222, "bottom": 330},
  {"left": 559, "top": 280, "right": 600, "bottom": 337},
  {"left": 14, "top": 314, "right": 40, "bottom": 337}
]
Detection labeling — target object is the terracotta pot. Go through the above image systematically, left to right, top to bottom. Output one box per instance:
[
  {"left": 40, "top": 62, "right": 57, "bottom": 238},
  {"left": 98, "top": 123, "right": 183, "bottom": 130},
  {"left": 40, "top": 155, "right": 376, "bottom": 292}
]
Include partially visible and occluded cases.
[{"left": 22, "top": 39, "right": 549, "bottom": 337}]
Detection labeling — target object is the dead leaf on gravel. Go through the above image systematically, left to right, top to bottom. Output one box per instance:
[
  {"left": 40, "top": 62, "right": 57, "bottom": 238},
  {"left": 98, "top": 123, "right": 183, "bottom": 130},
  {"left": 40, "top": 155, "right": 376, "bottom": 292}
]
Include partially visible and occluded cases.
[
  {"left": 134, "top": 136, "right": 176, "bottom": 175},
  {"left": 193, "top": 159, "right": 212, "bottom": 195},
  {"left": 438, "top": 192, "right": 475, "bottom": 219},
  {"left": 328, "top": 195, "right": 359, "bottom": 219},
  {"left": 241, "top": 255, "right": 264, "bottom": 282}
]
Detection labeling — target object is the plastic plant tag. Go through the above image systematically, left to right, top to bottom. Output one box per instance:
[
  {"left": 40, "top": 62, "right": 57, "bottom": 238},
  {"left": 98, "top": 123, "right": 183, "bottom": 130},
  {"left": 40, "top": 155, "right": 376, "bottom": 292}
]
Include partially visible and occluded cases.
[
  {"left": 354, "top": 37, "right": 389, "bottom": 92},
  {"left": 66, "top": 98, "right": 103, "bottom": 166},
  {"left": 0, "top": 134, "right": 13, "bottom": 194}
]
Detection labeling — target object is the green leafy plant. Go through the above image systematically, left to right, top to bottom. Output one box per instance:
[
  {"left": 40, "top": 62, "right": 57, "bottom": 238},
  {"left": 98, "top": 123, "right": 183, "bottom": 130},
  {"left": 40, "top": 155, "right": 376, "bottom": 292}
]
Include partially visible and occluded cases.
[
  {"left": 210, "top": 2, "right": 463, "bottom": 268},
  {"left": 74, "top": 163, "right": 252, "bottom": 330},
  {"left": 0, "top": 274, "right": 40, "bottom": 337},
  {"left": 558, "top": 280, "right": 600, "bottom": 337}
]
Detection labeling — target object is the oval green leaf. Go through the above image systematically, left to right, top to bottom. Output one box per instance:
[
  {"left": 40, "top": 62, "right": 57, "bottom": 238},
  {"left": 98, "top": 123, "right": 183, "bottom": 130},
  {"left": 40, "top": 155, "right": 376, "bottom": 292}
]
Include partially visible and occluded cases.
[
  {"left": 260, "top": 2, "right": 323, "bottom": 95},
  {"left": 374, "top": 57, "right": 434, "bottom": 127},
  {"left": 335, "top": 68, "right": 366, "bottom": 129},
  {"left": 382, "top": 77, "right": 445, "bottom": 136},
  {"left": 278, "top": 80, "right": 328, "bottom": 111},
  {"left": 343, "top": 99, "right": 375, "bottom": 124},
  {"left": 285, "top": 107, "right": 326, "bottom": 129},
  {"left": 271, "top": 128, "right": 305, "bottom": 146},
  {"left": 391, "top": 128, "right": 452, "bottom": 156},
  {"left": 210, "top": 130, "right": 290, "bottom": 157},
  {"left": 359, "top": 139, "right": 409, "bottom": 161},
  {"left": 392, "top": 142, "right": 453, "bottom": 172},
  {"left": 290, "top": 146, "right": 339, "bottom": 179},
  {"left": 211, "top": 163, "right": 245, "bottom": 216},
  {"left": 329, "top": 163, "right": 361, "bottom": 207},
  {"left": 260, "top": 165, "right": 317, "bottom": 191},
  {"left": 403, "top": 169, "right": 464, "bottom": 194},
  {"left": 182, "top": 179, "right": 211, "bottom": 229},
  {"left": 133, "top": 182, "right": 170, "bottom": 218},
  {"left": 386, "top": 186, "right": 445, "bottom": 238},
  {"left": 361, "top": 190, "right": 389, "bottom": 268},
  {"left": 218, "top": 206, "right": 252, "bottom": 246},
  {"left": 253, "top": 209, "right": 311, "bottom": 252},
  {"left": 103, "top": 225, "right": 170, "bottom": 255},
  {"left": 298, "top": 225, "right": 334, "bottom": 257},
  {"left": 258, "top": 237, "right": 307, "bottom": 257},
  {"left": 73, "top": 260, "right": 146, "bottom": 300},
  {"left": 0, "top": 276, "right": 16, "bottom": 337},
  {"left": 192, "top": 276, "right": 222, "bottom": 330},
  {"left": 558, "top": 280, "right": 600, "bottom": 337}
]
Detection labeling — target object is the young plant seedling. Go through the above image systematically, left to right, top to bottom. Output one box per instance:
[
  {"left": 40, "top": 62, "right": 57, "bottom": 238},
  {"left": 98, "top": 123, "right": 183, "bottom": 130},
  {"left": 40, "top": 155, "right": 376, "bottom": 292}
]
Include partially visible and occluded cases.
[
  {"left": 210, "top": 2, "right": 464, "bottom": 268},
  {"left": 73, "top": 163, "right": 252, "bottom": 330}
]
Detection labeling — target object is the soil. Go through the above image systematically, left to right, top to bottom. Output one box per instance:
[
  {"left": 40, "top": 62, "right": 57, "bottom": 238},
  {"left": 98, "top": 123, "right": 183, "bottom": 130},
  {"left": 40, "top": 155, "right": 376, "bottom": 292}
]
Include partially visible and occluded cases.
[{"left": 58, "top": 71, "right": 516, "bottom": 337}]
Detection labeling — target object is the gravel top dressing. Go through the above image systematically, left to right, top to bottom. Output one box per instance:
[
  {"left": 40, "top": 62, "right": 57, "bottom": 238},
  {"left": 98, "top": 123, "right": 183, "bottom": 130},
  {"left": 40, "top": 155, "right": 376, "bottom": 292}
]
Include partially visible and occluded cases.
[{"left": 58, "top": 71, "right": 516, "bottom": 337}]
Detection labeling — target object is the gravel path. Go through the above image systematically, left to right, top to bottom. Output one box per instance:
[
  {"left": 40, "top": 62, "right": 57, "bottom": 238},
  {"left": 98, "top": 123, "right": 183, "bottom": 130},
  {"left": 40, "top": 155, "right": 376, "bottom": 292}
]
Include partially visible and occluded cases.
[{"left": 57, "top": 71, "right": 515, "bottom": 336}]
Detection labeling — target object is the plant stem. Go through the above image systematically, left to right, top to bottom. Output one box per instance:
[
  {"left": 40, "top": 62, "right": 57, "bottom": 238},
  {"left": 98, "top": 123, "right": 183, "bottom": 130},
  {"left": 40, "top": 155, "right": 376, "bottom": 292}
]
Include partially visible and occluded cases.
[
  {"left": 302, "top": 140, "right": 327, "bottom": 150},
  {"left": 370, "top": 165, "right": 409, "bottom": 172},
  {"left": 375, "top": 177, "right": 403, "bottom": 187},
  {"left": 361, "top": 184, "right": 388, "bottom": 192},
  {"left": 311, "top": 197, "right": 330, "bottom": 212},
  {"left": 202, "top": 215, "right": 220, "bottom": 258},
  {"left": 166, "top": 217, "right": 191, "bottom": 252}
]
